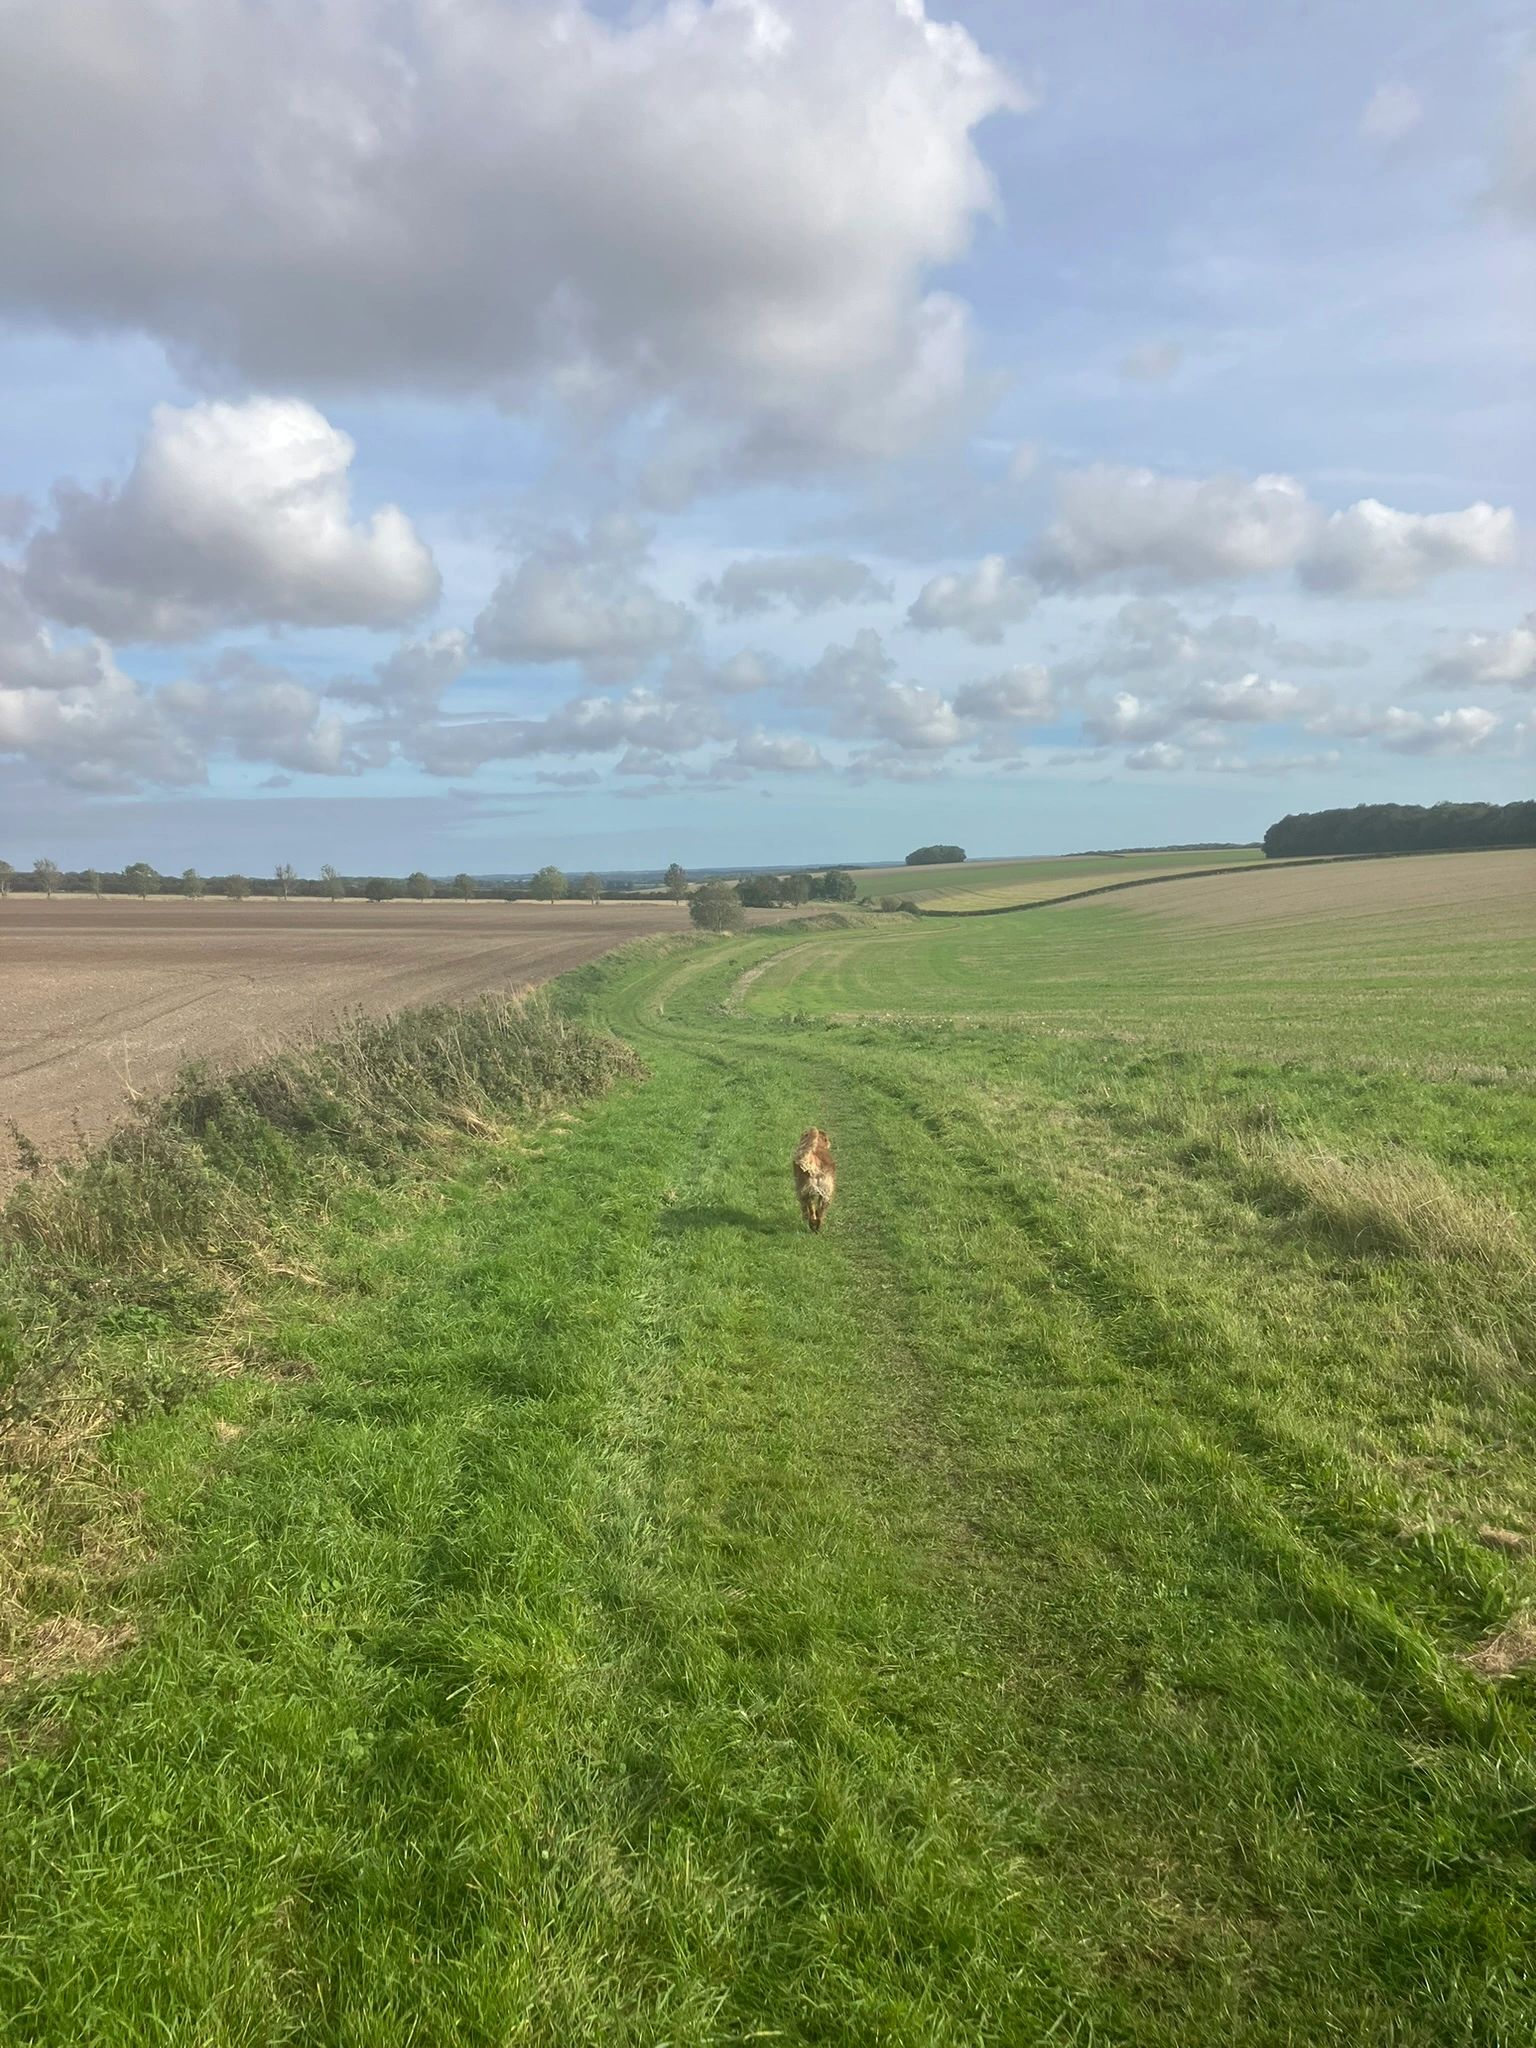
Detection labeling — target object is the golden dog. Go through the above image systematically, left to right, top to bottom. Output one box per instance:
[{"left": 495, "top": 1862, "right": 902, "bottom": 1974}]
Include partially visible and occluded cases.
[{"left": 792, "top": 1127, "right": 836, "bottom": 1234}]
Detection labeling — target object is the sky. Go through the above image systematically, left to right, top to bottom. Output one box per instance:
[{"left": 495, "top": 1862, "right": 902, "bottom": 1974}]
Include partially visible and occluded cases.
[{"left": 0, "top": 0, "right": 1532, "bottom": 875}]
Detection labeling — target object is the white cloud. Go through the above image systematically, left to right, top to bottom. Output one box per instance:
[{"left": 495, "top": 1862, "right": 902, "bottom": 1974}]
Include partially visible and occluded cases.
[
  {"left": 0, "top": 1, "right": 1021, "bottom": 466},
  {"left": 1360, "top": 82, "right": 1422, "bottom": 145},
  {"left": 21, "top": 398, "right": 438, "bottom": 642},
  {"left": 1037, "top": 464, "right": 1517, "bottom": 596},
  {"left": 1037, "top": 465, "right": 1318, "bottom": 586},
  {"left": 1300, "top": 499, "right": 1515, "bottom": 596},
  {"left": 474, "top": 518, "right": 691, "bottom": 676},
  {"left": 697, "top": 553, "right": 891, "bottom": 617},
  {"left": 907, "top": 554, "right": 1037, "bottom": 642},
  {"left": 1067, "top": 599, "right": 1367, "bottom": 681},
  {"left": 1423, "top": 616, "right": 1536, "bottom": 690},
  {"left": 808, "top": 627, "right": 965, "bottom": 750},
  {"left": 329, "top": 628, "right": 470, "bottom": 713},
  {"left": 159, "top": 655, "right": 365, "bottom": 776},
  {"left": 0, "top": 662, "right": 197, "bottom": 791},
  {"left": 952, "top": 664, "right": 1055, "bottom": 722},
  {"left": 1177, "top": 673, "right": 1309, "bottom": 721},
  {"left": 409, "top": 685, "right": 725, "bottom": 776},
  {"left": 1083, "top": 691, "right": 1177, "bottom": 744},
  {"left": 1311, "top": 703, "right": 1502, "bottom": 754},
  {"left": 722, "top": 730, "right": 828, "bottom": 773},
  {"left": 1125, "top": 740, "right": 1189, "bottom": 772}
]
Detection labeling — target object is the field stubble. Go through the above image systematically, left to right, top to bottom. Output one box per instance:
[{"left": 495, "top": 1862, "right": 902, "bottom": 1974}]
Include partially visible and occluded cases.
[{"left": 0, "top": 895, "right": 686, "bottom": 1190}]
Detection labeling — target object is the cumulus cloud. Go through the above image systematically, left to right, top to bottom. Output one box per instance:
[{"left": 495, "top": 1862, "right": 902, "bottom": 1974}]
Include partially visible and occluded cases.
[
  {"left": 0, "top": 0, "right": 1021, "bottom": 465},
  {"left": 1360, "top": 82, "right": 1422, "bottom": 145},
  {"left": 22, "top": 398, "right": 438, "bottom": 641},
  {"left": 1037, "top": 464, "right": 1517, "bottom": 595},
  {"left": 1037, "top": 466, "right": 1318, "bottom": 586},
  {"left": 1299, "top": 499, "right": 1515, "bottom": 595},
  {"left": 474, "top": 518, "right": 691, "bottom": 676},
  {"left": 697, "top": 553, "right": 892, "bottom": 617},
  {"left": 907, "top": 553, "right": 1037, "bottom": 642},
  {"left": 1065, "top": 599, "right": 1367, "bottom": 683},
  {"left": 1423, "top": 615, "right": 1536, "bottom": 690},
  {"left": 329, "top": 628, "right": 470, "bottom": 714},
  {"left": 159, "top": 655, "right": 366, "bottom": 777},
  {"left": 0, "top": 661, "right": 197, "bottom": 791},
  {"left": 952, "top": 664, "right": 1055, "bottom": 722},
  {"left": 1083, "top": 671, "right": 1312, "bottom": 747},
  {"left": 1177, "top": 673, "right": 1310, "bottom": 721},
  {"left": 409, "top": 684, "right": 726, "bottom": 777},
  {"left": 1310, "top": 703, "right": 1501, "bottom": 754},
  {"left": 720, "top": 730, "right": 828, "bottom": 774}
]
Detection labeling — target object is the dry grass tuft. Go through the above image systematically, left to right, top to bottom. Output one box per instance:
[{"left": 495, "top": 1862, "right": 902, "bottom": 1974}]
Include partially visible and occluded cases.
[
  {"left": 1256, "top": 1146, "right": 1532, "bottom": 1275},
  {"left": 1463, "top": 1612, "right": 1536, "bottom": 1680},
  {"left": 0, "top": 1614, "right": 137, "bottom": 1689}
]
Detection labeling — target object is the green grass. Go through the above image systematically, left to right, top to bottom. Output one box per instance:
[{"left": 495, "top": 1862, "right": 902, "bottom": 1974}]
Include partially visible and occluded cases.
[
  {"left": 858, "top": 843, "right": 1265, "bottom": 911},
  {"left": 3, "top": 857, "right": 1536, "bottom": 2042}
]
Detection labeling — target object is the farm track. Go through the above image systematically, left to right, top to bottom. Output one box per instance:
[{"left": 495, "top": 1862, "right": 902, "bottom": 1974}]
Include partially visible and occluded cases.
[{"left": 5, "top": 905, "right": 1536, "bottom": 2041}]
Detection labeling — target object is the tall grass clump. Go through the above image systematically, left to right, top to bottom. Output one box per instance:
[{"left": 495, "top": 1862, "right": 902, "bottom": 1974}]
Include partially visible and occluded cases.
[{"left": 0, "top": 994, "right": 641, "bottom": 1663}]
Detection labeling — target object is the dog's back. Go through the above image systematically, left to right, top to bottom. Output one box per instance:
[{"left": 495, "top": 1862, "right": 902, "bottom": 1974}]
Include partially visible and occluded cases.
[{"left": 793, "top": 1127, "right": 836, "bottom": 1233}]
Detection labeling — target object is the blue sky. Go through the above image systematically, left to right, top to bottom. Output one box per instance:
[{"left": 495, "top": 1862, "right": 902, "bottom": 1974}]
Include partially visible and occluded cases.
[{"left": 0, "top": 0, "right": 1531, "bottom": 873}]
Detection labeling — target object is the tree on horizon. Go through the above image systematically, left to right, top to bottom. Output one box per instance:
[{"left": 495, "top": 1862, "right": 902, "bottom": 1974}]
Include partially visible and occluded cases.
[
  {"left": 33, "top": 857, "right": 62, "bottom": 897},
  {"left": 664, "top": 862, "right": 688, "bottom": 903},
  {"left": 530, "top": 865, "right": 568, "bottom": 905}
]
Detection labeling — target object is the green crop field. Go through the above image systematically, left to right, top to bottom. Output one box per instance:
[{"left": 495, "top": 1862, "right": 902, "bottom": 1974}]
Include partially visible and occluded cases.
[
  {"left": 858, "top": 842, "right": 1266, "bottom": 911},
  {"left": 4, "top": 847, "right": 1536, "bottom": 2043}
]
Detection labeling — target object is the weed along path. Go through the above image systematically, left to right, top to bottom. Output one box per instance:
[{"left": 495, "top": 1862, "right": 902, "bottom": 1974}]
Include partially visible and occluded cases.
[{"left": 5, "top": 900, "right": 1536, "bottom": 2042}]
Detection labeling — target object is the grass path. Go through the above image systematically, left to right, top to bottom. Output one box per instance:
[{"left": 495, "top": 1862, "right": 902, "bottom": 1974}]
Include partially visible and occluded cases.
[{"left": 4, "top": 930, "right": 1535, "bottom": 2042}]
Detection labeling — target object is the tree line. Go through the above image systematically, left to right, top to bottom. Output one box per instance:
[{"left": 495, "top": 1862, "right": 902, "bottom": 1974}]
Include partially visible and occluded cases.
[
  {"left": 1263, "top": 800, "right": 1536, "bottom": 860},
  {"left": 0, "top": 857, "right": 864, "bottom": 907}
]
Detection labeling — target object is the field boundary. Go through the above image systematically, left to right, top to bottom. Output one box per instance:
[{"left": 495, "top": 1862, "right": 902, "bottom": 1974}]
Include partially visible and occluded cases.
[{"left": 916, "top": 843, "right": 1536, "bottom": 919}]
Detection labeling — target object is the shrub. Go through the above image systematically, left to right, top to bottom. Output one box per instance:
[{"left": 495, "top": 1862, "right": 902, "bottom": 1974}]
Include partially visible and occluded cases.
[{"left": 689, "top": 882, "right": 747, "bottom": 933}]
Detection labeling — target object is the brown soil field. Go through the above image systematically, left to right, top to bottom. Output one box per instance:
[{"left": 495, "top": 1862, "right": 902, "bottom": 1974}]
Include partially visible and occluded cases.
[
  {"left": 1112, "top": 846, "right": 1536, "bottom": 934},
  {"left": 0, "top": 895, "right": 690, "bottom": 1186}
]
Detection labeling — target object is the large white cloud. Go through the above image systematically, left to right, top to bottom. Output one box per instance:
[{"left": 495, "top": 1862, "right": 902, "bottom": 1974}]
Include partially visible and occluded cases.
[
  {"left": 0, "top": 0, "right": 1020, "bottom": 464},
  {"left": 22, "top": 398, "right": 439, "bottom": 641},
  {"left": 1036, "top": 464, "right": 1517, "bottom": 595},
  {"left": 1037, "top": 467, "right": 1318, "bottom": 586},
  {"left": 1299, "top": 500, "right": 1515, "bottom": 596},
  {"left": 474, "top": 519, "right": 691, "bottom": 676},
  {"left": 697, "top": 554, "right": 891, "bottom": 617},
  {"left": 907, "top": 554, "right": 1037, "bottom": 642},
  {"left": 1423, "top": 616, "right": 1536, "bottom": 690},
  {"left": 807, "top": 628, "right": 965, "bottom": 750},
  {"left": 159, "top": 656, "right": 366, "bottom": 777}
]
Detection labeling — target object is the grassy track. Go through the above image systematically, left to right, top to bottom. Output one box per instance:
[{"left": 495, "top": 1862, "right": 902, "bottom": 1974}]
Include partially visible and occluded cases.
[{"left": 4, "top": 856, "right": 1536, "bottom": 2043}]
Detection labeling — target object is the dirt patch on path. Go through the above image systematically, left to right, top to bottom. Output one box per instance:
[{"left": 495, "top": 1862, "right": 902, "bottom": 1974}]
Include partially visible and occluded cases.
[{"left": 0, "top": 895, "right": 689, "bottom": 1189}]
